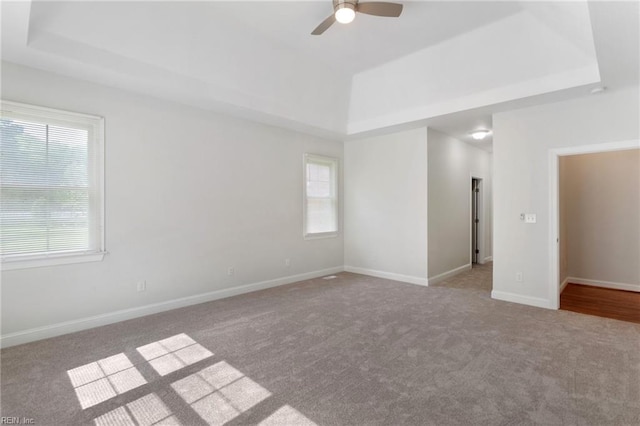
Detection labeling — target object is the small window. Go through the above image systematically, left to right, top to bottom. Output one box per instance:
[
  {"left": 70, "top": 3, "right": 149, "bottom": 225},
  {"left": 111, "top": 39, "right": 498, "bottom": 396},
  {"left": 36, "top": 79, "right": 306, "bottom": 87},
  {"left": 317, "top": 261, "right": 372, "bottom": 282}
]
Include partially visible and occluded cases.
[
  {"left": 0, "top": 101, "right": 105, "bottom": 269},
  {"left": 304, "top": 154, "right": 338, "bottom": 238}
]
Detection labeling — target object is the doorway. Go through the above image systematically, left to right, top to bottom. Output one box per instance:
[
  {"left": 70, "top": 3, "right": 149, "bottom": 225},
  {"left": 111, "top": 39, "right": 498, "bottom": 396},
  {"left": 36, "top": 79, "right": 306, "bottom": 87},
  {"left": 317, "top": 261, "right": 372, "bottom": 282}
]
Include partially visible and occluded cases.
[
  {"left": 548, "top": 139, "right": 640, "bottom": 309},
  {"left": 557, "top": 148, "right": 640, "bottom": 322},
  {"left": 470, "top": 176, "right": 484, "bottom": 265},
  {"left": 472, "top": 178, "right": 480, "bottom": 264}
]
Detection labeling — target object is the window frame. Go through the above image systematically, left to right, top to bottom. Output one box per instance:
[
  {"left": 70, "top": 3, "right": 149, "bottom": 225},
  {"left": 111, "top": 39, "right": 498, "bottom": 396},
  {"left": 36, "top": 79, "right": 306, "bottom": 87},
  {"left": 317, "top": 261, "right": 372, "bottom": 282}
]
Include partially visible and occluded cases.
[
  {"left": 0, "top": 100, "right": 106, "bottom": 270},
  {"left": 303, "top": 153, "right": 339, "bottom": 239}
]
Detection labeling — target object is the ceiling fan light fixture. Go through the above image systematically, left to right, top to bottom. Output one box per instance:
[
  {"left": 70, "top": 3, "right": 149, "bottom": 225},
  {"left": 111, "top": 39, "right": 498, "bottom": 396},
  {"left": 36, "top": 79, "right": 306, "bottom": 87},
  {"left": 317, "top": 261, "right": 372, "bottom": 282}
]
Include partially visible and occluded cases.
[
  {"left": 312, "top": 0, "right": 402, "bottom": 35},
  {"left": 335, "top": 2, "right": 356, "bottom": 24},
  {"left": 471, "top": 130, "right": 491, "bottom": 140}
]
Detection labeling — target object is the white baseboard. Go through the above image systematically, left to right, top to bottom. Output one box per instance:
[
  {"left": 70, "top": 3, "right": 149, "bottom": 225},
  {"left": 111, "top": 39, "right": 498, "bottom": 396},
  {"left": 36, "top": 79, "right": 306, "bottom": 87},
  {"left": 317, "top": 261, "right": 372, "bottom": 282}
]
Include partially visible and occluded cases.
[
  {"left": 483, "top": 256, "right": 493, "bottom": 263},
  {"left": 428, "top": 264, "right": 471, "bottom": 286},
  {"left": 0, "top": 266, "right": 344, "bottom": 348},
  {"left": 344, "top": 266, "right": 428, "bottom": 286},
  {"left": 560, "top": 277, "right": 570, "bottom": 293},
  {"left": 567, "top": 277, "right": 640, "bottom": 293},
  {"left": 491, "top": 290, "right": 551, "bottom": 309}
]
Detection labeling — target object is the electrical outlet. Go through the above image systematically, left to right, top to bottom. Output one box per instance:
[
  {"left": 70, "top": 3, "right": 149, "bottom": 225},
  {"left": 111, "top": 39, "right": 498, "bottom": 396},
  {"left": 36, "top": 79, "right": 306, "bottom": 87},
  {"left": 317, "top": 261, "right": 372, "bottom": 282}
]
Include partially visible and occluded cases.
[
  {"left": 525, "top": 213, "right": 537, "bottom": 223},
  {"left": 285, "top": 258, "right": 290, "bottom": 267},
  {"left": 227, "top": 267, "right": 234, "bottom": 276},
  {"left": 516, "top": 272, "right": 523, "bottom": 282},
  {"left": 136, "top": 280, "right": 146, "bottom": 292}
]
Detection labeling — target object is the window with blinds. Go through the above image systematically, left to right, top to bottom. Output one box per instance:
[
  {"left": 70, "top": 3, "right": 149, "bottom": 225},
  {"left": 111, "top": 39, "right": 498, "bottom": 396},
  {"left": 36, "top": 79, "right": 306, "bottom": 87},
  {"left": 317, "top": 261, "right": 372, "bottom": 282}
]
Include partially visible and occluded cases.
[
  {"left": 0, "top": 101, "right": 105, "bottom": 268},
  {"left": 304, "top": 154, "right": 338, "bottom": 237}
]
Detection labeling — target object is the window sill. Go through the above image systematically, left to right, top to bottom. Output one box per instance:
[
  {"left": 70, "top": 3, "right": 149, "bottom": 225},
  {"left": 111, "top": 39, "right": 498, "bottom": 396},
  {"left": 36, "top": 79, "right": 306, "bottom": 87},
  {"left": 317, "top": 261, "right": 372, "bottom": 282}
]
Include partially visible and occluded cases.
[
  {"left": 304, "top": 232, "right": 339, "bottom": 240},
  {"left": 1, "top": 251, "right": 107, "bottom": 271}
]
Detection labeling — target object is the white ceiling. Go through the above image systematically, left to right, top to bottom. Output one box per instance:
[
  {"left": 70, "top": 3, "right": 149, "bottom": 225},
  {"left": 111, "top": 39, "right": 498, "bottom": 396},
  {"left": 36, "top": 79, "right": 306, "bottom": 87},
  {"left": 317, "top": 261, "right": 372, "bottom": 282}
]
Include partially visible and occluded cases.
[
  {"left": 1, "top": 1, "right": 638, "bottom": 147},
  {"left": 208, "top": 1, "right": 524, "bottom": 75}
]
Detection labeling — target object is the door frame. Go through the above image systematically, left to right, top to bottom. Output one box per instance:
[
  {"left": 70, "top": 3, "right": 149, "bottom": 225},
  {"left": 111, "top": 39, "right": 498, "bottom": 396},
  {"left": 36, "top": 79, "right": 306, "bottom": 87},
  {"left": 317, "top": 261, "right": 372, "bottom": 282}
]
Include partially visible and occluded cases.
[
  {"left": 548, "top": 139, "right": 639, "bottom": 309},
  {"left": 470, "top": 175, "right": 485, "bottom": 265}
]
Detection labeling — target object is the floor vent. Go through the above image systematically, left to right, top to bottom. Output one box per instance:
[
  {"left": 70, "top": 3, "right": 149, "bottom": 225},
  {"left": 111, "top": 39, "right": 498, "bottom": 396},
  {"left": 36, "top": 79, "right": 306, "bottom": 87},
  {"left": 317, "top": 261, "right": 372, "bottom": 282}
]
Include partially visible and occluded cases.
[{"left": 322, "top": 275, "right": 337, "bottom": 280}]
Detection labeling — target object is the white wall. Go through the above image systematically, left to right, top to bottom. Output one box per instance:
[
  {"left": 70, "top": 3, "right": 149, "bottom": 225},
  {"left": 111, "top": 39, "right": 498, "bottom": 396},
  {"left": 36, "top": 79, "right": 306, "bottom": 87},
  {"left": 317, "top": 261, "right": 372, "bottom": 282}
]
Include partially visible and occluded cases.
[
  {"left": 0, "top": 62, "right": 344, "bottom": 342},
  {"left": 493, "top": 86, "right": 640, "bottom": 308},
  {"left": 344, "top": 128, "right": 428, "bottom": 284},
  {"left": 427, "top": 129, "right": 492, "bottom": 281},
  {"left": 560, "top": 149, "right": 640, "bottom": 289}
]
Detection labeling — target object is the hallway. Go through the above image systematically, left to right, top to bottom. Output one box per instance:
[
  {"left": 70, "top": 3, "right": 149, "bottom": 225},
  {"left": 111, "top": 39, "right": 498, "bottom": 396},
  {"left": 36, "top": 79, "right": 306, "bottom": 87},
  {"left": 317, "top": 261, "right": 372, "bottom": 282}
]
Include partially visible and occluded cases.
[{"left": 430, "top": 262, "right": 493, "bottom": 293}]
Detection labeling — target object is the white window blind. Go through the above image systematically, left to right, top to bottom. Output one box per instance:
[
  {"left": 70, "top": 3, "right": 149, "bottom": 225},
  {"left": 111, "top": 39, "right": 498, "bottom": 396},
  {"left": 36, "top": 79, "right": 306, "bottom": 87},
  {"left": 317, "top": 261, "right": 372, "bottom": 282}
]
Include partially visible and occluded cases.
[
  {"left": 0, "top": 101, "right": 105, "bottom": 266},
  {"left": 304, "top": 154, "right": 338, "bottom": 237}
]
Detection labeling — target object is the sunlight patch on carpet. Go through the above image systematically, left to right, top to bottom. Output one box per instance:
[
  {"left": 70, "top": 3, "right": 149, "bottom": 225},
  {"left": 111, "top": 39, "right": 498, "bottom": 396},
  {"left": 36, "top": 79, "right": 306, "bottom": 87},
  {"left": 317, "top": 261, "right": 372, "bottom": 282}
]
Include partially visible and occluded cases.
[
  {"left": 73, "top": 333, "right": 314, "bottom": 426},
  {"left": 137, "top": 333, "right": 213, "bottom": 376},
  {"left": 67, "top": 353, "right": 147, "bottom": 409},
  {"left": 172, "top": 361, "right": 271, "bottom": 425},
  {"left": 94, "top": 393, "right": 181, "bottom": 426},
  {"left": 258, "top": 405, "right": 317, "bottom": 426}
]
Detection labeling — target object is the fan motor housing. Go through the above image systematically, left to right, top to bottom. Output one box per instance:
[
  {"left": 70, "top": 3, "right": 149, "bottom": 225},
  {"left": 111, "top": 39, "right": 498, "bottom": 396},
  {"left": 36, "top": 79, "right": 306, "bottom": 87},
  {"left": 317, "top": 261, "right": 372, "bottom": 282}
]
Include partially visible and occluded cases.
[{"left": 334, "top": 0, "right": 357, "bottom": 13}]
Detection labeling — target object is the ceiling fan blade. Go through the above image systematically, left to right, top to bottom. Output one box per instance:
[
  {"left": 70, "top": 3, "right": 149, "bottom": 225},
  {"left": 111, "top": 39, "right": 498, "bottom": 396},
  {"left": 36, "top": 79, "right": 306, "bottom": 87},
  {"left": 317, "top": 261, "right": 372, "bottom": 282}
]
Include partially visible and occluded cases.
[
  {"left": 356, "top": 2, "right": 403, "bottom": 17},
  {"left": 311, "top": 14, "right": 336, "bottom": 35}
]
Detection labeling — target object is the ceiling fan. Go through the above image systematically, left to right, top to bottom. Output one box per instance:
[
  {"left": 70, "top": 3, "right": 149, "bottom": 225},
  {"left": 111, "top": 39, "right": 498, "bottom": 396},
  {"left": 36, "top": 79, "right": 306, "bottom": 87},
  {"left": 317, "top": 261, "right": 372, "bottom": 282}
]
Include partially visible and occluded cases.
[{"left": 312, "top": 0, "right": 403, "bottom": 35}]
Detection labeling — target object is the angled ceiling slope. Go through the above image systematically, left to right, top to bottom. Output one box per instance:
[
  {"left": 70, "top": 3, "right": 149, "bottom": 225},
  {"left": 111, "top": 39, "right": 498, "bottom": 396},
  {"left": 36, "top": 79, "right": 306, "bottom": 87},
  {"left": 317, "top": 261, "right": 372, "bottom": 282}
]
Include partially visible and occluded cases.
[
  {"left": 1, "top": 1, "right": 636, "bottom": 141},
  {"left": 348, "top": 1, "right": 601, "bottom": 134}
]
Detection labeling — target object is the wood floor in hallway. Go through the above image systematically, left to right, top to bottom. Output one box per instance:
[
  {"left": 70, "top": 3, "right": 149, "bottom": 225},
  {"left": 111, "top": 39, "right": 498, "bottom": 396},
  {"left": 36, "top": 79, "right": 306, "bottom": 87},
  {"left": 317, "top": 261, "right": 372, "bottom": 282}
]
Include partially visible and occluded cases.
[{"left": 560, "top": 283, "right": 640, "bottom": 324}]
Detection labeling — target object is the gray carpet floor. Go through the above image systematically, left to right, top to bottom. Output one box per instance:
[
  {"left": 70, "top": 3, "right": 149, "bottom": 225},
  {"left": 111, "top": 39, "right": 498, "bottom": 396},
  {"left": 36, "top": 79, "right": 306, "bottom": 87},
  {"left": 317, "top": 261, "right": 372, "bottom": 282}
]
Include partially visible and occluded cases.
[{"left": 1, "top": 264, "right": 639, "bottom": 425}]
